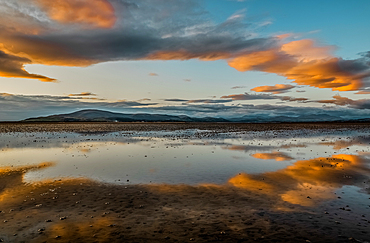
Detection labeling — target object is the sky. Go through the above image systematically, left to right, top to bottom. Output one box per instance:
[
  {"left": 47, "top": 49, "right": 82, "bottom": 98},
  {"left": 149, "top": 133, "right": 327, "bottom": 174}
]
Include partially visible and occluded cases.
[{"left": 0, "top": 0, "right": 370, "bottom": 121}]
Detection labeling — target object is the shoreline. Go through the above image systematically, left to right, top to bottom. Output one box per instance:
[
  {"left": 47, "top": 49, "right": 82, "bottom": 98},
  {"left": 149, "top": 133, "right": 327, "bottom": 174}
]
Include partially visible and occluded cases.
[{"left": 0, "top": 122, "right": 369, "bottom": 134}]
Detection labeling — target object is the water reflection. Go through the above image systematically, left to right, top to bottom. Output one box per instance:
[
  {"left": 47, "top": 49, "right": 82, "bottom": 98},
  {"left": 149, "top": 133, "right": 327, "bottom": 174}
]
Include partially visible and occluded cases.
[
  {"left": 1, "top": 128, "right": 370, "bottom": 242},
  {"left": 0, "top": 129, "right": 369, "bottom": 206},
  {"left": 251, "top": 151, "right": 294, "bottom": 161},
  {"left": 229, "top": 154, "right": 370, "bottom": 206}
]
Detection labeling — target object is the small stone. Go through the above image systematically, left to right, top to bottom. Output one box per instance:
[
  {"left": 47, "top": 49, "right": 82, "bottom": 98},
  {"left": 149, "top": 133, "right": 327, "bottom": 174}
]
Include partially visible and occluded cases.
[
  {"left": 60, "top": 216, "right": 67, "bottom": 220},
  {"left": 45, "top": 219, "right": 52, "bottom": 222},
  {"left": 55, "top": 235, "right": 61, "bottom": 239},
  {"left": 189, "top": 238, "right": 195, "bottom": 241}
]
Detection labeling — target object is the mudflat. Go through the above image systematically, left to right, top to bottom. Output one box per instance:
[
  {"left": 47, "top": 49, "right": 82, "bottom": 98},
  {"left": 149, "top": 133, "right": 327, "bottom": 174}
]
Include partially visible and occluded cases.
[
  {"left": 0, "top": 121, "right": 369, "bottom": 133},
  {"left": 0, "top": 123, "right": 369, "bottom": 242}
]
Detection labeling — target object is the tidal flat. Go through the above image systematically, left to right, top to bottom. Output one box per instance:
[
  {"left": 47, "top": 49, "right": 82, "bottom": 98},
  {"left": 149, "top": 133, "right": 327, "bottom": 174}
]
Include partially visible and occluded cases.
[{"left": 0, "top": 122, "right": 370, "bottom": 242}]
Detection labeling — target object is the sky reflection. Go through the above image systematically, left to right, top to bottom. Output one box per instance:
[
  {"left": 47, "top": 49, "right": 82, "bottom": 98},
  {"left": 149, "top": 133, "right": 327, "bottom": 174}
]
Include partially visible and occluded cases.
[{"left": 1, "top": 128, "right": 370, "bottom": 206}]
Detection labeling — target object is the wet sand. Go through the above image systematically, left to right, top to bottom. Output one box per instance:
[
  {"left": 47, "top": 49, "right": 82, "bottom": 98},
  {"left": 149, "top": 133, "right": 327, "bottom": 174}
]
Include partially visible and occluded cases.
[
  {"left": 1, "top": 122, "right": 369, "bottom": 134},
  {"left": 0, "top": 123, "right": 370, "bottom": 242},
  {"left": 1, "top": 174, "right": 369, "bottom": 243}
]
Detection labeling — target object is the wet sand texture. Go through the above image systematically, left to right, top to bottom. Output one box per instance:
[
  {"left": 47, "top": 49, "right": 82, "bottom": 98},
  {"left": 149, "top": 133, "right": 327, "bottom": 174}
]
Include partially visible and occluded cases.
[{"left": 0, "top": 123, "right": 369, "bottom": 242}]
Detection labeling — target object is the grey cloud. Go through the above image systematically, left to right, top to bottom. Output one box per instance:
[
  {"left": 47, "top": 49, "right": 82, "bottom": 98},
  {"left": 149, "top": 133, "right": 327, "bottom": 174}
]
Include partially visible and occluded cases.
[
  {"left": 0, "top": 0, "right": 277, "bottom": 67},
  {"left": 231, "top": 86, "right": 246, "bottom": 89},
  {"left": 221, "top": 92, "right": 307, "bottom": 102},
  {"left": 221, "top": 93, "right": 278, "bottom": 100},
  {"left": 315, "top": 95, "right": 370, "bottom": 109},
  {"left": 164, "top": 98, "right": 189, "bottom": 102},
  {"left": 164, "top": 98, "right": 232, "bottom": 104},
  {"left": 187, "top": 99, "right": 233, "bottom": 104}
]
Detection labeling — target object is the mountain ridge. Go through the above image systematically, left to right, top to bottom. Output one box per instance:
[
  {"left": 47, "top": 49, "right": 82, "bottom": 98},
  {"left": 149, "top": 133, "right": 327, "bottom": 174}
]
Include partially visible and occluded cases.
[{"left": 22, "top": 109, "right": 370, "bottom": 123}]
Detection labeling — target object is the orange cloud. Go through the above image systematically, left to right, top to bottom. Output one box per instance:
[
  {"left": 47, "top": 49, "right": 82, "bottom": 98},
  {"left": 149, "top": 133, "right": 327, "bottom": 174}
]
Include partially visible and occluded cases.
[
  {"left": 35, "top": 0, "right": 116, "bottom": 29},
  {"left": 0, "top": 29, "right": 96, "bottom": 67},
  {"left": 228, "top": 39, "right": 365, "bottom": 91},
  {"left": 281, "top": 39, "right": 334, "bottom": 62},
  {"left": 0, "top": 50, "right": 56, "bottom": 82},
  {"left": 144, "top": 50, "right": 232, "bottom": 61},
  {"left": 251, "top": 84, "right": 295, "bottom": 94},
  {"left": 355, "top": 90, "right": 370, "bottom": 94},
  {"left": 317, "top": 95, "right": 354, "bottom": 106},
  {"left": 252, "top": 151, "right": 293, "bottom": 161}
]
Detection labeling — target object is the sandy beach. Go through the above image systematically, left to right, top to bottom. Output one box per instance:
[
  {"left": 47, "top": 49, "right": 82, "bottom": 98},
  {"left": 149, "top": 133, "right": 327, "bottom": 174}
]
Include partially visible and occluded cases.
[{"left": 0, "top": 123, "right": 369, "bottom": 242}]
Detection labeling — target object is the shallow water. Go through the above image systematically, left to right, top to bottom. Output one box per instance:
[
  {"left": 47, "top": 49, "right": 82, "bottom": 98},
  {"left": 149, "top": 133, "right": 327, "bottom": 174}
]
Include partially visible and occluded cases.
[{"left": 1, "top": 128, "right": 370, "bottom": 206}]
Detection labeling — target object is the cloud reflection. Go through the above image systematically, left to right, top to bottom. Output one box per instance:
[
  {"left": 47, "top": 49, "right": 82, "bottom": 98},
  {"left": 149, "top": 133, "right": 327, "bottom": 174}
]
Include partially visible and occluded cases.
[{"left": 229, "top": 154, "right": 370, "bottom": 206}]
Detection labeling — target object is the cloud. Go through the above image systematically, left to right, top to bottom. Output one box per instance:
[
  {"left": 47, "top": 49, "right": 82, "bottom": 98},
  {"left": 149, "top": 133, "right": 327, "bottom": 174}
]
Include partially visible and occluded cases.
[
  {"left": 0, "top": 0, "right": 369, "bottom": 92},
  {"left": 0, "top": 0, "right": 277, "bottom": 81},
  {"left": 34, "top": 0, "right": 116, "bottom": 28},
  {"left": 228, "top": 40, "right": 370, "bottom": 91},
  {"left": 0, "top": 50, "right": 56, "bottom": 82},
  {"left": 149, "top": 73, "right": 158, "bottom": 76},
  {"left": 184, "top": 79, "right": 191, "bottom": 82},
  {"left": 251, "top": 84, "right": 295, "bottom": 94},
  {"left": 231, "top": 86, "right": 246, "bottom": 89},
  {"left": 355, "top": 89, "right": 370, "bottom": 95},
  {"left": 2, "top": 92, "right": 370, "bottom": 120},
  {"left": 68, "top": 92, "right": 97, "bottom": 96},
  {"left": 220, "top": 92, "right": 307, "bottom": 102},
  {"left": 221, "top": 93, "right": 278, "bottom": 100},
  {"left": 316, "top": 95, "right": 370, "bottom": 109},
  {"left": 280, "top": 96, "right": 308, "bottom": 102},
  {"left": 138, "top": 98, "right": 151, "bottom": 102},
  {"left": 164, "top": 98, "right": 189, "bottom": 102},
  {"left": 164, "top": 98, "right": 233, "bottom": 104},
  {"left": 186, "top": 99, "right": 233, "bottom": 104},
  {"left": 111, "top": 100, "right": 157, "bottom": 107}
]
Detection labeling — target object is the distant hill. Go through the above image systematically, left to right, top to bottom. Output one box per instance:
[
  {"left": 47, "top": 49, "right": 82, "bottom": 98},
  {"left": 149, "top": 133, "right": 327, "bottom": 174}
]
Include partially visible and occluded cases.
[
  {"left": 22, "top": 109, "right": 229, "bottom": 122},
  {"left": 22, "top": 109, "right": 370, "bottom": 123}
]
